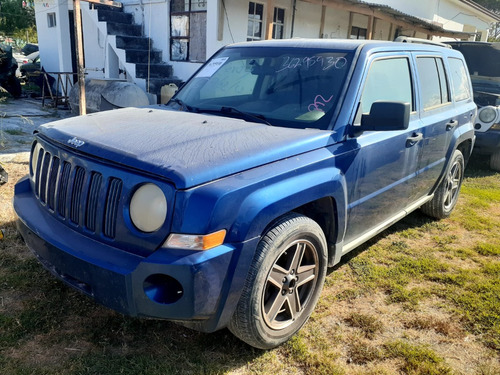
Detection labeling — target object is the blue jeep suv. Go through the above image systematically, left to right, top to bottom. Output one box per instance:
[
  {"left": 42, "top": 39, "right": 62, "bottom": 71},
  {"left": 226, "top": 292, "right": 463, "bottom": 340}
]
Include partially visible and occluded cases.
[{"left": 14, "top": 39, "right": 476, "bottom": 349}]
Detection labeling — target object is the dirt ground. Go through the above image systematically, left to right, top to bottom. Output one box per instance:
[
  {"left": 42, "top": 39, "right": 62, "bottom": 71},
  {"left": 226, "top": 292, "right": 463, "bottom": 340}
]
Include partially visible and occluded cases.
[{"left": 0, "top": 97, "right": 73, "bottom": 162}]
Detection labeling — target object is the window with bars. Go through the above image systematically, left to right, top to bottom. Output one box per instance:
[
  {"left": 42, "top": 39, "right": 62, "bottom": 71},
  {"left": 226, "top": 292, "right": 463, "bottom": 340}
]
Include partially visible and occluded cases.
[
  {"left": 170, "top": 0, "right": 207, "bottom": 62},
  {"left": 247, "top": 2, "right": 264, "bottom": 41},
  {"left": 272, "top": 7, "right": 285, "bottom": 39},
  {"left": 47, "top": 12, "right": 56, "bottom": 28},
  {"left": 351, "top": 26, "right": 367, "bottom": 40}
]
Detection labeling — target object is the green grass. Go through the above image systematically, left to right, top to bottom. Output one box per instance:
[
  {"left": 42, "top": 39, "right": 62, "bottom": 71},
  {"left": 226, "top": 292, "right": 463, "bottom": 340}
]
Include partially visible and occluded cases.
[{"left": 2, "top": 129, "right": 27, "bottom": 136}]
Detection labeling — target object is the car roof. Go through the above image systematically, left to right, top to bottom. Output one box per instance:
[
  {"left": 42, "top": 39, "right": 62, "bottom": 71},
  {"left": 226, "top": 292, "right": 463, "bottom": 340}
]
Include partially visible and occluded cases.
[
  {"left": 226, "top": 38, "right": 458, "bottom": 55},
  {"left": 26, "top": 51, "right": 39, "bottom": 60}
]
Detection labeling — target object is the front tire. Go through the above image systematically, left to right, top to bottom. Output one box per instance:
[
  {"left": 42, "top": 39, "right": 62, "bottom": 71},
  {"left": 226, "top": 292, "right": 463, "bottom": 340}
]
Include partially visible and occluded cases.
[
  {"left": 421, "top": 149, "right": 464, "bottom": 219},
  {"left": 229, "top": 213, "right": 327, "bottom": 349}
]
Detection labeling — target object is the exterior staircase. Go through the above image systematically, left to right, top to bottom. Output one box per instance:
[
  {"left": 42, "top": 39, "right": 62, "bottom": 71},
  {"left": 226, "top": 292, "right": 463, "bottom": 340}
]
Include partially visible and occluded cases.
[{"left": 84, "top": 4, "right": 182, "bottom": 102}]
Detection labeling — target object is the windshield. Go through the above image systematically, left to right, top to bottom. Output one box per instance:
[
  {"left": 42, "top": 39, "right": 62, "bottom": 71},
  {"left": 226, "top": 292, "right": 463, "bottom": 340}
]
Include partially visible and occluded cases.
[{"left": 172, "top": 46, "right": 354, "bottom": 129}]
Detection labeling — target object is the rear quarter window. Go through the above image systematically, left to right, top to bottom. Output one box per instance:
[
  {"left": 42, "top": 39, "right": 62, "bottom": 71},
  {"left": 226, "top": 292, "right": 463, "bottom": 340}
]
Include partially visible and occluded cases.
[
  {"left": 416, "top": 57, "right": 450, "bottom": 110},
  {"left": 448, "top": 57, "right": 471, "bottom": 102}
]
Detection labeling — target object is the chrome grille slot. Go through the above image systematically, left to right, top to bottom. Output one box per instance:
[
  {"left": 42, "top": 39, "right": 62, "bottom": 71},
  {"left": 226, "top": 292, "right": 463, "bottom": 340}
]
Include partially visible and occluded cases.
[
  {"left": 34, "top": 148, "right": 44, "bottom": 198},
  {"left": 39, "top": 152, "right": 51, "bottom": 204},
  {"left": 47, "top": 157, "right": 60, "bottom": 211},
  {"left": 57, "top": 162, "right": 71, "bottom": 217},
  {"left": 70, "top": 167, "right": 86, "bottom": 224},
  {"left": 86, "top": 172, "right": 103, "bottom": 232},
  {"left": 104, "top": 178, "right": 122, "bottom": 238}
]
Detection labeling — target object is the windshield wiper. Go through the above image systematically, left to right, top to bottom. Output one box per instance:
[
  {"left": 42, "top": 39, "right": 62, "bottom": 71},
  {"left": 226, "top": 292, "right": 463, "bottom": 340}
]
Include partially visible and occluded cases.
[
  {"left": 170, "top": 98, "right": 196, "bottom": 113},
  {"left": 198, "top": 106, "right": 272, "bottom": 126}
]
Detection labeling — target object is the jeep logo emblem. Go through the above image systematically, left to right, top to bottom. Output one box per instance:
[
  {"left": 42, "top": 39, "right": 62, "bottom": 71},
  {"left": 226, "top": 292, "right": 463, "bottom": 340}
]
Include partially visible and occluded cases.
[{"left": 68, "top": 137, "right": 85, "bottom": 148}]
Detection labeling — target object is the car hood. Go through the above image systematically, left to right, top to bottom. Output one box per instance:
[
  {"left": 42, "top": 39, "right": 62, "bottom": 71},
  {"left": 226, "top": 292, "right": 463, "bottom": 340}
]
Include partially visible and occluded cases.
[{"left": 37, "top": 107, "right": 335, "bottom": 189}]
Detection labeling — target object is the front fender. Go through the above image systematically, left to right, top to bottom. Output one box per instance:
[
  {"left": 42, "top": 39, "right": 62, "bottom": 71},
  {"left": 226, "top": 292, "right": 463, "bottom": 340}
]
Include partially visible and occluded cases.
[{"left": 172, "top": 147, "right": 348, "bottom": 246}]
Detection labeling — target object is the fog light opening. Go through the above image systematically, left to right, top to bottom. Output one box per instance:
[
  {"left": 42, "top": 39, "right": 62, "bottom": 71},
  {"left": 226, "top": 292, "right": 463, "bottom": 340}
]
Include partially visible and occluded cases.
[{"left": 143, "top": 274, "right": 183, "bottom": 304}]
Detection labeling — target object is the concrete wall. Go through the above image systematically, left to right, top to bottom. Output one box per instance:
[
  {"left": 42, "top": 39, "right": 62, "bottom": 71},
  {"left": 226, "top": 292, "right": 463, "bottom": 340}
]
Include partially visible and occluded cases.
[
  {"left": 34, "top": 0, "right": 73, "bottom": 74},
  {"left": 35, "top": 0, "right": 497, "bottom": 84},
  {"left": 374, "top": 0, "right": 495, "bottom": 41}
]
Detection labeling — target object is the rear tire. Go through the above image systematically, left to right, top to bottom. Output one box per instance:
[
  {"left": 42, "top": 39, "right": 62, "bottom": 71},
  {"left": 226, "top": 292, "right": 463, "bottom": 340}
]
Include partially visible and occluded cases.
[
  {"left": 421, "top": 149, "right": 464, "bottom": 219},
  {"left": 490, "top": 151, "right": 500, "bottom": 172},
  {"left": 229, "top": 213, "right": 327, "bottom": 349}
]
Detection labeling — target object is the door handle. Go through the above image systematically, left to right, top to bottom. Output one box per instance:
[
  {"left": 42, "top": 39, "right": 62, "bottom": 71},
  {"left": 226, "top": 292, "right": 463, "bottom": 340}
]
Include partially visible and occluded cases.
[
  {"left": 446, "top": 120, "right": 458, "bottom": 131},
  {"left": 406, "top": 132, "right": 423, "bottom": 147}
]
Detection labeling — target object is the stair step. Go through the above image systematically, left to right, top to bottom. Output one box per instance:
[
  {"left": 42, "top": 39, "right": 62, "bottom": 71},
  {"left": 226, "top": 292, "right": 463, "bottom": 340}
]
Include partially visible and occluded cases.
[
  {"left": 92, "top": 4, "right": 124, "bottom": 13},
  {"left": 97, "top": 9, "right": 133, "bottom": 24},
  {"left": 107, "top": 22, "right": 142, "bottom": 37},
  {"left": 116, "top": 35, "right": 151, "bottom": 50},
  {"left": 126, "top": 49, "right": 162, "bottom": 64},
  {"left": 136, "top": 63, "right": 173, "bottom": 79}
]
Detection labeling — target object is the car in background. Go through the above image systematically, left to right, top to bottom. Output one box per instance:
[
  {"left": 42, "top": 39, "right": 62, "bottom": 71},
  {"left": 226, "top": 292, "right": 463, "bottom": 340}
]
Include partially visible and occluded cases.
[
  {"left": 447, "top": 41, "right": 500, "bottom": 171},
  {"left": 0, "top": 43, "right": 21, "bottom": 97},
  {"left": 21, "top": 43, "right": 38, "bottom": 56},
  {"left": 19, "top": 51, "right": 40, "bottom": 81}
]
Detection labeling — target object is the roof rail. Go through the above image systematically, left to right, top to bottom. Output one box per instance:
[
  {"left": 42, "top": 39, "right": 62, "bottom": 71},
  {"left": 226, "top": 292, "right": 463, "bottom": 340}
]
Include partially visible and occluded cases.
[{"left": 394, "top": 36, "right": 451, "bottom": 49}]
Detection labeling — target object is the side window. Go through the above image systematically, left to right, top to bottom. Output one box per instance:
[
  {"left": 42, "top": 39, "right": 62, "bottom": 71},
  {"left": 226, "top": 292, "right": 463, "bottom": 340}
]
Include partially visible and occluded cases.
[
  {"left": 360, "top": 57, "right": 413, "bottom": 116},
  {"left": 416, "top": 57, "right": 450, "bottom": 110},
  {"left": 448, "top": 58, "right": 471, "bottom": 102}
]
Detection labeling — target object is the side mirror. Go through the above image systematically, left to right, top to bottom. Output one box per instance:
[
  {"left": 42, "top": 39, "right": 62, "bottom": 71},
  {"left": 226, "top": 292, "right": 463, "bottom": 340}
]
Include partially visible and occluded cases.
[{"left": 360, "top": 101, "right": 410, "bottom": 131}]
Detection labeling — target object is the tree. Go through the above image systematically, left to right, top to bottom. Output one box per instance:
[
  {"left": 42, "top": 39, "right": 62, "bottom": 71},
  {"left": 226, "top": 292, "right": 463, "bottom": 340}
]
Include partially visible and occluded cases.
[
  {"left": 0, "top": 0, "right": 36, "bottom": 35},
  {"left": 472, "top": 0, "right": 500, "bottom": 40},
  {"left": 473, "top": 0, "right": 500, "bottom": 13}
]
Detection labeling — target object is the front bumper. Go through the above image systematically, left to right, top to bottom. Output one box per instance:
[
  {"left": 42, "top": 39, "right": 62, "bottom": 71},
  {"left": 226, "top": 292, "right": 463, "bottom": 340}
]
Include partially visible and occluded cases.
[{"left": 14, "top": 175, "right": 258, "bottom": 332}]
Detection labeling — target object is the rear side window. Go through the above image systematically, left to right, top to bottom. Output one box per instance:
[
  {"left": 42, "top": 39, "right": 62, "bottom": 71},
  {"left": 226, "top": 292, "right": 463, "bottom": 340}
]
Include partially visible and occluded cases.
[
  {"left": 360, "top": 57, "right": 413, "bottom": 115},
  {"left": 416, "top": 57, "right": 450, "bottom": 109},
  {"left": 448, "top": 57, "right": 471, "bottom": 102}
]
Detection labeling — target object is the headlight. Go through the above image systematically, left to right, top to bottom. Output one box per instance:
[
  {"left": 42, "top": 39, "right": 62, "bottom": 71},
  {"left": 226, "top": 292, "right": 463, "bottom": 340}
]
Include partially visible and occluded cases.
[
  {"left": 478, "top": 106, "right": 498, "bottom": 123},
  {"left": 30, "top": 142, "right": 42, "bottom": 178},
  {"left": 130, "top": 183, "right": 167, "bottom": 232}
]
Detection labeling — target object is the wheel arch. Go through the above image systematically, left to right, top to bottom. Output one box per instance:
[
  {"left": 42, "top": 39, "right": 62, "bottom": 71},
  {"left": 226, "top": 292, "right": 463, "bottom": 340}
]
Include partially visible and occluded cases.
[
  {"left": 456, "top": 138, "right": 473, "bottom": 166},
  {"left": 237, "top": 179, "right": 346, "bottom": 269}
]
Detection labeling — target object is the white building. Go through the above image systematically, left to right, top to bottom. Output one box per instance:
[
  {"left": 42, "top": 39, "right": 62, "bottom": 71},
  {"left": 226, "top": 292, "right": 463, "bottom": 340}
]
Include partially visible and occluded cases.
[{"left": 34, "top": 0, "right": 500, "bottom": 102}]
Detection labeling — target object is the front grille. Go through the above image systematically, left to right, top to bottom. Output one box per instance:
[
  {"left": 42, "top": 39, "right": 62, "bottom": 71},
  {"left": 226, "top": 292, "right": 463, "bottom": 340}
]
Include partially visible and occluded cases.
[{"left": 33, "top": 147, "right": 123, "bottom": 239}]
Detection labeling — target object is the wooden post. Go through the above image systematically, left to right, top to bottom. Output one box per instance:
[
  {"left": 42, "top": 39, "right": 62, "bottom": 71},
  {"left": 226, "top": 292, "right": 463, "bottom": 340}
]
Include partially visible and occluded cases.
[
  {"left": 73, "top": 0, "right": 86, "bottom": 115},
  {"left": 217, "top": 0, "right": 224, "bottom": 41},
  {"left": 266, "top": 0, "right": 274, "bottom": 40},
  {"left": 319, "top": 5, "right": 326, "bottom": 38},
  {"left": 347, "top": 12, "right": 353, "bottom": 38},
  {"left": 367, "top": 15, "right": 373, "bottom": 40}
]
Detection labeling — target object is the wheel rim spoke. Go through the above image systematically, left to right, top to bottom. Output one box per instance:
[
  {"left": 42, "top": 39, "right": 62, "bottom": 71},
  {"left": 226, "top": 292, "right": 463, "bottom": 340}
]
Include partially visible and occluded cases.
[
  {"left": 290, "top": 242, "right": 306, "bottom": 272},
  {"left": 268, "top": 264, "right": 288, "bottom": 289},
  {"left": 296, "top": 264, "right": 316, "bottom": 287},
  {"left": 290, "top": 289, "right": 301, "bottom": 316},
  {"left": 265, "top": 291, "right": 287, "bottom": 323}
]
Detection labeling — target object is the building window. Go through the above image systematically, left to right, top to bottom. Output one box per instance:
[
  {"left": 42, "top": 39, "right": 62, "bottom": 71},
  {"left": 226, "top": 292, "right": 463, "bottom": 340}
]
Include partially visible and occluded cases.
[
  {"left": 170, "top": 0, "right": 207, "bottom": 62},
  {"left": 247, "top": 2, "right": 264, "bottom": 41},
  {"left": 272, "top": 7, "right": 285, "bottom": 39},
  {"left": 47, "top": 12, "right": 56, "bottom": 28},
  {"left": 350, "top": 26, "right": 367, "bottom": 39}
]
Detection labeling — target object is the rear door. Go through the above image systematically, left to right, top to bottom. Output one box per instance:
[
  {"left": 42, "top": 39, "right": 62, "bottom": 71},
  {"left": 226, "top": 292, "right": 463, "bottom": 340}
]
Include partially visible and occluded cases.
[
  {"left": 343, "top": 54, "right": 422, "bottom": 245},
  {"left": 413, "top": 54, "right": 456, "bottom": 194}
]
